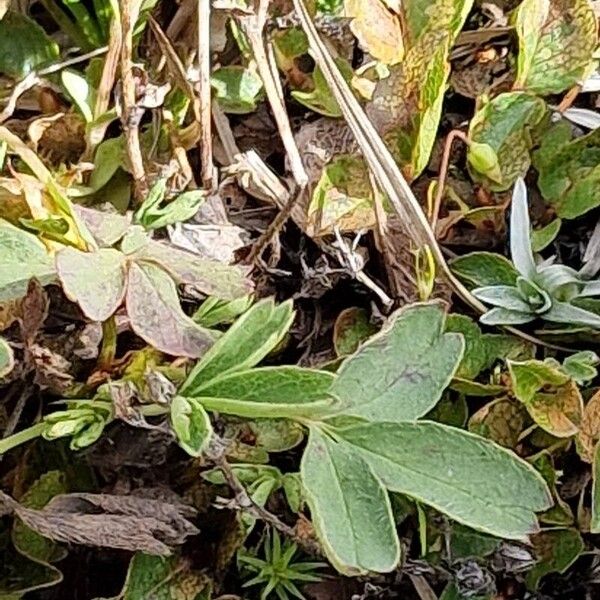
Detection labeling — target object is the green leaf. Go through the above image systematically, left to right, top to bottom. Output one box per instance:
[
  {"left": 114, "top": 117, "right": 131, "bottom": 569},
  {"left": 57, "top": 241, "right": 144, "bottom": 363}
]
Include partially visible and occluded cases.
[
  {"left": 515, "top": 0, "right": 597, "bottom": 95},
  {"left": 0, "top": 11, "right": 59, "bottom": 78},
  {"left": 292, "top": 61, "right": 352, "bottom": 117},
  {"left": 211, "top": 66, "right": 263, "bottom": 114},
  {"left": 61, "top": 69, "right": 95, "bottom": 123},
  {"left": 468, "top": 92, "right": 547, "bottom": 190},
  {"left": 534, "top": 125, "right": 600, "bottom": 219},
  {"left": 87, "top": 136, "right": 125, "bottom": 192},
  {"left": 467, "top": 142, "right": 503, "bottom": 185},
  {"left": 510, "top": 178, "right": 537, "bottom": 280},
  {"left": 134, "top": 181, "right": 205, "bottom": 231},
  {"left": 0, "top": 218, "right": 56, "bottom": 302},
  {"left": 531, "top": 218, "right": 561, "bottom": 252},
  {"left": 132, "top": 239, "right": 252, "bottom": 300},
  {"left": 55, "top": 247, "right": 127, "bottom": 322},
  {"left": 450, "top": 252, "right": 519, "bottom": 287},
  {"left": 126, "top": 261, "right": 214, "bottom": 358},
  {"left": 192, "top": 295, "right": 254, "bottom": 328},
  {"left": 180, "top": 299, "right": 294, "bottom": 395},
  {"left": 330, "top": 302, "right": 464, "bottom": 422},
  {"left": 333, "top": 307, "right": 378, "bottom": 357},
  {"left": 0, "top": 336, "right": 14, "bottom": 378},
  {"left": 562, "top": 350, "right": 599, "bottom": 383},
  {"left": 192, "top": 366, "right": 336, "bottom": 419},
  {"left": 170, "top": 396, "right": 213, "bottom": 457},
  {"left": 337, "top": 421, "right": 552, "bottom": 539},
  {"left": 300, "top": 427, "right": 399, "bottom": 574},
  {"left": 12, "top": 471, "right": 68, "bottom": 565},
  {"left": 450, "top": 524, "right": 500, "bottom": 560},
  {"left": 525, "top": 529, "right": 584, "bottom": 590},
  {"left": 114, "top": 552, "right": 211, "bottom": 600}
]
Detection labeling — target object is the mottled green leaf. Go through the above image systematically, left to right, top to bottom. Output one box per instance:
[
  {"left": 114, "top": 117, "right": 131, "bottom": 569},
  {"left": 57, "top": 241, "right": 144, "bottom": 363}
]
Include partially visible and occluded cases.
[
  {"left": 366, "top": 0, "right": 474, "bottom": 179},
  {"left": 515, "top": 0, "right": 597, "bottom": 95},
  {"left": 0, "top": 11, "right": 59, "bottom": 78},
  {"left": 211, "top": 66, "right": 263, "bottom": 114},
  {"left": 468, "top": 92, "right": 547, "bottom": 190},
  {"left": 308, "top": 154, "right": 376, "bottom": 235},
  {"left": 531, "top": 218, "right": 561, "bottom": 252},
  {"left": 0, "top": 219, "right": 55, "bottom": 302},
  {"left": 133, "top": 239, "right": 252, "bottom": 300},
  {"left": 56, "top": 247, "right": 126, "bottom": 322},
  {"left": 450, "top": 252, "right": 519, "bottom": 287},
  {"left": 126, "top": 261, "right": 214, "bottom": 358},
  {"left": 181, "top": 298, "right": 294, "bottom": 394},
  {"left": 331, "top": 302, "right": 464, "bottom": 422},
  {"left": 0, "top": 336, "right": 14, "bottom": 378},
  {"left": 562, "top": 350, "right": 599, "bottom": 383},
  {"left": 509, "top": 359, "right": 583, "bottom": 438},
  {"left": 193, "top": 366, "right": 336, "bottom": 419},
  {"left": 170, "top": 396, "right": 213, "bottom": 457},
  {"left": 338, "top": 421, "right": 552, "bottom": 539},
  {"left": 301, "top": 427, "right": 399, "bottom": 574},
  {"left": 525, "top": 529, "right": 584, "bottom": 590}
]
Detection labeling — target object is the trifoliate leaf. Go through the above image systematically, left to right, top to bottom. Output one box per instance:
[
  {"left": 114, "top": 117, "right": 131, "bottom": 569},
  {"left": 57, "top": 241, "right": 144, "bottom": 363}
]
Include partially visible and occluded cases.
[
  {"left": 515, "top": 0, "right": 597, "bottom": 95},
  {"left": 0, "top": 11, "right": 59, "bottom": 78},
  {"left": 468, "top": 92, "right": 547, "bottom": 190},
  {"left": 0, "top": 218, "right": 56, "bottom": 302},
  {"left": 55, "top": 247, "right": 127, "bottom": 322},
  {"left": 126, "top": 261, "right": 214, "bottom": 358},
  {"left": 181, "top": 298, "right": 294, "bottom": 394},
  {"left": 331, "top": 302, "right": 464, "bottom": 422},
  {"left": 170, "top": 396, "right": 213, "bottom": 457},
  {"left": 338, "top": 421, "right": 552, "bottom": 539},
  {"left": 301, "top": 426, "right": 399, "bottom": 574}
]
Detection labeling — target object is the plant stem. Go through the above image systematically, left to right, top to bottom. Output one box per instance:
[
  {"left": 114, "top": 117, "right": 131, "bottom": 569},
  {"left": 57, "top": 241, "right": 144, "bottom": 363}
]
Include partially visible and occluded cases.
[
  {"left": 98, "top": 316, "right": 118, "bottom": 369},
  {"left": 0, "top": 422, "right": 46, "bottom": 455}
]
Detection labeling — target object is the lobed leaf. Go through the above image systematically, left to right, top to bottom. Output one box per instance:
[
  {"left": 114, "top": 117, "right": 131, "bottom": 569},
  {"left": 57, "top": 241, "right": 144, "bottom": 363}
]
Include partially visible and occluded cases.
[
  {"left": 56, "top": 247, "right": 127, "bottom": 322},
  {"left": 126, "top": 261, "right": 214, "bottom": 358},
  {"left": 331, "top": 302, "right": 464, "bottom": 422},
  {"left": 337, "top": 421, "right": 552, "bottom": 539},
  {"left": 301, "top": 427, "right": 399, "bottom": 575}
]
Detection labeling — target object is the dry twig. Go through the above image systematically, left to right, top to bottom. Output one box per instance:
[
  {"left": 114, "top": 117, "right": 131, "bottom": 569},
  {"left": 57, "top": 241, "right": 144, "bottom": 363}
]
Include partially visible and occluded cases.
[{"left": 197, "top": 0, "right": 214, "bottom": 189}]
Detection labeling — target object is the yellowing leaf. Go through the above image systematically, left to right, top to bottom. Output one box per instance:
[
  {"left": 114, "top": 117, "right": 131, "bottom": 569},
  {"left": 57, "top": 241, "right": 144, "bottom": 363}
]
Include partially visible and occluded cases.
[
  {"left": 345, "top": 0, "right": 403, "bottom": 65},
  {"left": 366, "top": 0, "right": 474, "bottom": 179},
  {"left": 515, "top": 0, "right": 597, "bottom": 95},
  {"left": 468, "top": 92, "right": 547, "bottom": 191},
  {"left": 307, "top": 154, "right": 376, "bottom": 235},
  {"left": 509, "top": 359, "right": 583, "bottom": 438},
  {"left": 577, "top": 389, "right": 600, "bottom": 462},
  {"left": 469, "top": 397, "right": 529, "bottom": 448}
]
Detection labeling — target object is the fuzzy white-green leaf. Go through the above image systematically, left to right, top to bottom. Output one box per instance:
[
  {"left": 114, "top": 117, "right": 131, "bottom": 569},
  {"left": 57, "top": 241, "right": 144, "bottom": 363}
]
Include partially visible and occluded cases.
[{"left": 331, "top": 302, "right": 464, "bottom": 422}]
